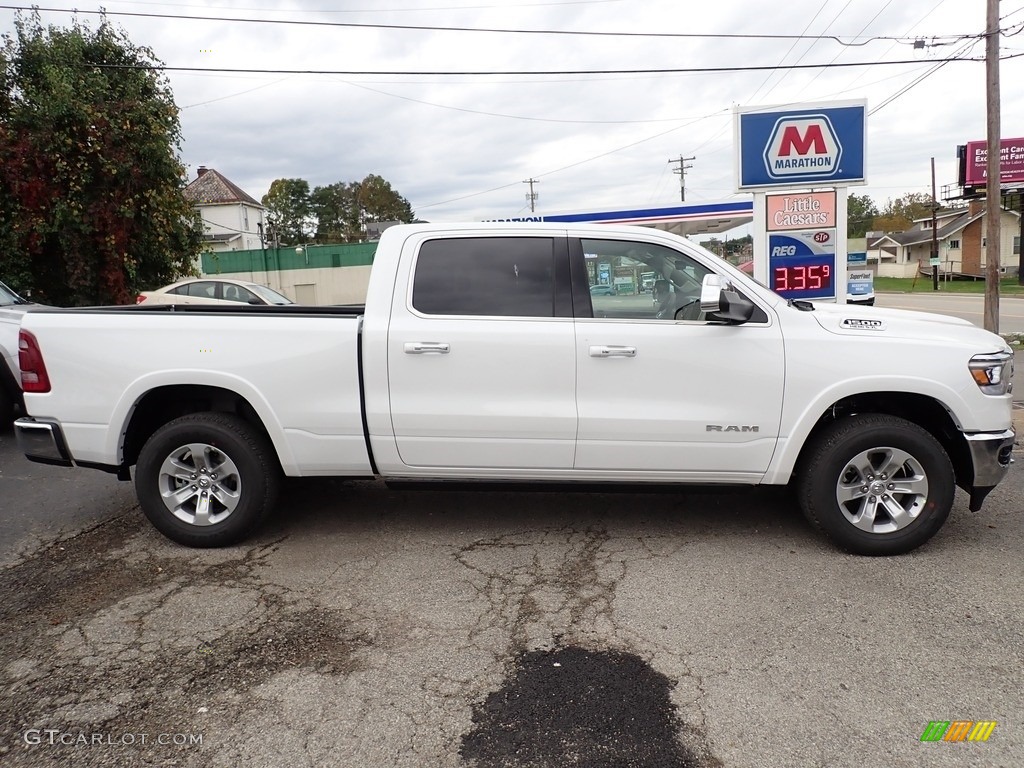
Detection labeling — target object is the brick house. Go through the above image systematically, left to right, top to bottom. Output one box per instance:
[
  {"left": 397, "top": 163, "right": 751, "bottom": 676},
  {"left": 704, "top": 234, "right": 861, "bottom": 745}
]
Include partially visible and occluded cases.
[{"left": 867, "top": 200, "right": 1021, "bottom": 278}]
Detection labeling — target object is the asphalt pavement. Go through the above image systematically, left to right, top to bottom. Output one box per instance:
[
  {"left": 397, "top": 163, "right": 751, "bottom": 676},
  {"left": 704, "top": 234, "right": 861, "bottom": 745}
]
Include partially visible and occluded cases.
[{"left": 1, "top": 439, "right": 1022, "bottom": 767}]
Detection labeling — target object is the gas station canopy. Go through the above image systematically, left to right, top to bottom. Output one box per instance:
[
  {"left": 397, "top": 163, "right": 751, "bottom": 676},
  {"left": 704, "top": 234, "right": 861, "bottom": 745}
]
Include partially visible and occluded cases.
[{"left": 492, "top": 200, "right": 754, "bottom": 237}]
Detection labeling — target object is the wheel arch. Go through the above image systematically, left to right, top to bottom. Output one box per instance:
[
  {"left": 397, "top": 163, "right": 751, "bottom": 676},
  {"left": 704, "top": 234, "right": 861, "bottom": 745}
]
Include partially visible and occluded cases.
[
  {"left": 119, "top": 384, "right": 289, "bottom": 473},
  {"left": 788, "top": 391, "right": 971, "bottom": 490}
]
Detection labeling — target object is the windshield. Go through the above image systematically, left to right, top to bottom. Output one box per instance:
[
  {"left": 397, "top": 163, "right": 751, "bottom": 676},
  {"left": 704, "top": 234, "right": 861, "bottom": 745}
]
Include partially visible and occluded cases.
[
  {"left": 0, "top": 280, "right": 28, "bottom": 306},
  {"left": 246, "top": 284, "right": 294, "bottom": 305}
]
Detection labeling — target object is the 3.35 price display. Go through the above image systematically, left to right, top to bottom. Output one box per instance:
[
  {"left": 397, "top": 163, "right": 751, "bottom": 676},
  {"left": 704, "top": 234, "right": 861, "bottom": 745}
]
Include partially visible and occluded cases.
[
  {"left": 767, "top": 232, "right": 837, "bottom": 300},
  {"left": 773, "top": 263, "right": 831, "bottom": 292}
]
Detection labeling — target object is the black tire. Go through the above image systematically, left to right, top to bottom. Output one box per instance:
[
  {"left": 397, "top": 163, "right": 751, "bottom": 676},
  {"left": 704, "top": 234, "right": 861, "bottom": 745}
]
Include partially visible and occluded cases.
[
  {"left": 135, "top": 412, "right": 280, "bottom": 547},
  {"left": 796, "top": 414, "right": 954, "bottom": 556}
]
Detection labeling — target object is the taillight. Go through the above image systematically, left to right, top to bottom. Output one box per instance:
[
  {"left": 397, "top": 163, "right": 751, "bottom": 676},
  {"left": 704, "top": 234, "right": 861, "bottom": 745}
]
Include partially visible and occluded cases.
[
  {"left": 135, "top": 294, "right": 147, "bottom": 304},
  {"left": 19, "top": 330, "right": 51, "bottom": 393}
]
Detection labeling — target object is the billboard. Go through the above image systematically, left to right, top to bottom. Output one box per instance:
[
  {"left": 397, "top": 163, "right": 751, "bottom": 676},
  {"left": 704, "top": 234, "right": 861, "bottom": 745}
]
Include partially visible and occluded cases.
[
  {"left": 736, "top": 100, "right": 867, "bottom": 190},
  {"left": 963, "top": 138, "right": 1024, "bottom": 186}
]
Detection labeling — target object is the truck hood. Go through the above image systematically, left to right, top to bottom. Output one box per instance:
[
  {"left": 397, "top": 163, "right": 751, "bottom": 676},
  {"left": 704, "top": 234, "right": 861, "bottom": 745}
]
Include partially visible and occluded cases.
[{"left": 808, "top": 301, "right": 1009, "bottom": 350}]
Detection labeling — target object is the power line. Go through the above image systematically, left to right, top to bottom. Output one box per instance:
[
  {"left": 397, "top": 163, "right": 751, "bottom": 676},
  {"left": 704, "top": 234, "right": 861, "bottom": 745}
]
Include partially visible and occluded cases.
[
  {"left": 0, "top": 5, "right": 976, "bottom": 46},
  {"left": 869, "top": 36, "right": 982, "bottom": 114},
  {"left": 84, "top": 55, "right": 990, "bottom": 77}
]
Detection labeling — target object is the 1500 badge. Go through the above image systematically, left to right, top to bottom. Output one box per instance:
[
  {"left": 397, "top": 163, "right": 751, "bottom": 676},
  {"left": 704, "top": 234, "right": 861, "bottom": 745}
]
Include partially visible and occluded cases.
[{"left": 840, "top": 318, "right": 886, "bottom": 330}]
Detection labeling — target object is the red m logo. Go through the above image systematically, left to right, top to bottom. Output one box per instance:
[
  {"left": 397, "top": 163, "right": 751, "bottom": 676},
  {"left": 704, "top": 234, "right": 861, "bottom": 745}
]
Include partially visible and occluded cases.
[{"left": 778, "top": 124, "right": 827, "bottom": 157}]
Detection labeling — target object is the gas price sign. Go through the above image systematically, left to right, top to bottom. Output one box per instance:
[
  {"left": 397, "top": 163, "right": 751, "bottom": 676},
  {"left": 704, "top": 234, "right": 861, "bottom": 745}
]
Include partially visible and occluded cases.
[{"left": 767, "top": 231, "right": 836, "bottom": 300}]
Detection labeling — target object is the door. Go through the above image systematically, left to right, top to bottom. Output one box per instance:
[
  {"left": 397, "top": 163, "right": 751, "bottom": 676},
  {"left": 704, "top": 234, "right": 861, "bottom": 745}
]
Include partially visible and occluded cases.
[
  {"left": 387, "top": 234, "right": 578, "bottom": 471},
  {"left": 573, "top": 236, "right": 785, "bottom": 480}
]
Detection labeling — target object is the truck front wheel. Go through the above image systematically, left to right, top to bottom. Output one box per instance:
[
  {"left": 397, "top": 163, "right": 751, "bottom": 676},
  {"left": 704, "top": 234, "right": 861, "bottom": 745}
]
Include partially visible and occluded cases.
[
  {"left": 135, "top": 412, "right": 280, "bottom": 547},
  {"left": 797, "top": 414, "right": 954, "bottom": 556}
]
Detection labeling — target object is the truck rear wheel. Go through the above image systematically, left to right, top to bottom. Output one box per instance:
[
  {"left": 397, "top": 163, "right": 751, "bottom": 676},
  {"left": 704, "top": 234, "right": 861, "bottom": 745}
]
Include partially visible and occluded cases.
[
  {"left": 135, "top": 412, "right": 280, "bottom": 547},
  {"left": 797, "top": 414, "right": 954, "bottom": 556}
]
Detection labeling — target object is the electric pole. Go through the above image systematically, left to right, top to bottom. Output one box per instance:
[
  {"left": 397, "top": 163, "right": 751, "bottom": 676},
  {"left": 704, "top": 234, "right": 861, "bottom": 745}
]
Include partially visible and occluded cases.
[
  {"left": 984, "top": 0, "right": 1000, "bottom": 333},
  {"left": 668, "top": 156, "right": 695, "bottom": 202},
  {"left": 931, "top": 157, "right": 939, "bottom": 292},
  {"left": 523, "top": 178, "right": 539, "bottom": 213}
]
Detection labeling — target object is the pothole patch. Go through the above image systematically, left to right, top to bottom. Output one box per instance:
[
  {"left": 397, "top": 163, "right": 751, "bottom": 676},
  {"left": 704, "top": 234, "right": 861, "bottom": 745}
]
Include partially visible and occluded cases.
[{"left": 461, "top": 645, "right": 720, "bottom": 768}]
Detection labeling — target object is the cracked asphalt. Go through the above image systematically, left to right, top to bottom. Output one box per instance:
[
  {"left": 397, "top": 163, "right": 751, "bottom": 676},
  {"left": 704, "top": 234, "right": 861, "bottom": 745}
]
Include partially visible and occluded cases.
[{"left": 1, "top": 432, "right": 1023, "bottom": 767}]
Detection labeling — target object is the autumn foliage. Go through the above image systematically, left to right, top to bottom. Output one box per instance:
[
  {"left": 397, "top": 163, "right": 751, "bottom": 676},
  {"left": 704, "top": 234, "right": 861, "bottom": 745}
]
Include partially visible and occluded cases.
[{"left": 0, "top": 12, "right": 200, "bottom": 305}]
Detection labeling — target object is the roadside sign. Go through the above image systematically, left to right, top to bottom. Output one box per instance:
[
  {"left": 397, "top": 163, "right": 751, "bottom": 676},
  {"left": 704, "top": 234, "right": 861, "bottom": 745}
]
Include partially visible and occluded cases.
[
  {"left": 736, "top": 101, "right": 867, "bottom": 190},
  {"left": 765, "top": 191, "right": 836, "bottom": 231},
  {"left": 847, "top": 251, "right": 867, "bottom": 264},
  {"left": 847, "top": 269, "right": 874, "bottom": 298}
]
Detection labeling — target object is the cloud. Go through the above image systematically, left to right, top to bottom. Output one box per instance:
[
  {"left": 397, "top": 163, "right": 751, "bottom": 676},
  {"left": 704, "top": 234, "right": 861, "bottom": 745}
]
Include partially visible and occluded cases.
[{"left": 4, "top": 0, "right": 1018, "bottom": 228}]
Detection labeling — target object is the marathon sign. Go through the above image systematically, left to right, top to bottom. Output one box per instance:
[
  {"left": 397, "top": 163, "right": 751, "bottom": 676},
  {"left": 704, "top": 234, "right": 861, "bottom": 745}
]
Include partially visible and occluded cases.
[{"left": 736, "top": 101, "right": 866, "bottom": 190}]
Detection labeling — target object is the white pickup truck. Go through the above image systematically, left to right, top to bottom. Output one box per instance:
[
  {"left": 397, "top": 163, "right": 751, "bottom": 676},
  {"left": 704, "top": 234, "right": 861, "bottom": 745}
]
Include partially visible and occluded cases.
[{"left": 13, "top": 223, "right": 1015, "bottom": 555}]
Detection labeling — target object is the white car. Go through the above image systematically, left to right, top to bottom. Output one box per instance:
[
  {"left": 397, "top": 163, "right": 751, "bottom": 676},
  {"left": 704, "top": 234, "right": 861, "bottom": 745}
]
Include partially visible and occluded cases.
[
  {"left": 136, "top": 278, "right": 294, "bottom": 306},
  {"left": 0, "top": 280, "right": 37, "bottom": 427}
]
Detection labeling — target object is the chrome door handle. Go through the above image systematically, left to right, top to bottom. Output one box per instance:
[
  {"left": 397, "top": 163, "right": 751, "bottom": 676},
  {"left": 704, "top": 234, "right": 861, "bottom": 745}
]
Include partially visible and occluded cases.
[
  {"left": 404, "top": 342, "right": 450, "bottom": 354},
  {"left": 589, "top": 345, "right": 637, "bottom": 358}
]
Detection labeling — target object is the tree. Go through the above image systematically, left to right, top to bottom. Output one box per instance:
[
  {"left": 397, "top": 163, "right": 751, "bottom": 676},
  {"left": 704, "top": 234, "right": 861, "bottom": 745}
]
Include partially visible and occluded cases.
[
  {"left": 0, "top": 11, "right": 201, "bottom": 306},
  {"left": 354, "top": 173, "right": 414, "bottom": 228},
  {"left": 266, "top": 174, "right": 413, "bottom": 245},
  {"left": 307, "top": 174, "right": 414, "bottom": 243},
  {"left": 261, "top": 178, "right": 311, "bottom": 245},
  {"left": 310, "top": 181, "right": 357, "bottom": 243},
  {"left": 873, "top": 192, "right": 935, "bottom": 233},
  {"left": 847, "top": 193, "right": 879, "bottom": 238}
]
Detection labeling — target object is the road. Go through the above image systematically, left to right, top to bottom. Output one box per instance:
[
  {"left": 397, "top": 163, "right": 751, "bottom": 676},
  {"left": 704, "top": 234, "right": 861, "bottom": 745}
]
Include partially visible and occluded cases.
[
  {"left": 874, "top": 291, "right": 1024, "bottom": 334},
  {"left": 1, "top": 432, "right": 1022, "bottom": 767}
]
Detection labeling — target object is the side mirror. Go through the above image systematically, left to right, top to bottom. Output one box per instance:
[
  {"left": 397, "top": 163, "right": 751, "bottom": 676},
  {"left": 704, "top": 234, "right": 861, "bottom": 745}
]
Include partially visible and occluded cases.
[
  {"left": 699, "top": 274, "right": 756, "bottom": 324},
  {"left": 699, "top": 275, "right": 723, "bottom": 312}
]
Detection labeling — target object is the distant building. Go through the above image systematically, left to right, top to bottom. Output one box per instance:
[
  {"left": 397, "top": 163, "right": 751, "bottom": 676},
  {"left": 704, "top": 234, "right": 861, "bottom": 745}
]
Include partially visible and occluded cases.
[
  {"left": 183, "top": 167, "right": 266, "bottom": 253},
  {"left": 868, "top": 200, "right": 1020, "bottom": 278}
]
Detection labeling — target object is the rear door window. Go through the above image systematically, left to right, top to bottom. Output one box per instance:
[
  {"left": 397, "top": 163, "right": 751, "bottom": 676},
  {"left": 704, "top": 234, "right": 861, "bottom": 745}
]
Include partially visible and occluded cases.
[
  {"left": 412, "top": 237, "right": 556, "bottom": 317},
  {"left": 184, "top": 282, "right": 218, "bottom": 299}
]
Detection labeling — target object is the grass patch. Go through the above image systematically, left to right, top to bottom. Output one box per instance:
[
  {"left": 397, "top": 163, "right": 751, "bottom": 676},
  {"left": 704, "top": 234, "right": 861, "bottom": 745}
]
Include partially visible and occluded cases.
[{"left": 874, "top": 277, "right": 1024, "bottom": 295}]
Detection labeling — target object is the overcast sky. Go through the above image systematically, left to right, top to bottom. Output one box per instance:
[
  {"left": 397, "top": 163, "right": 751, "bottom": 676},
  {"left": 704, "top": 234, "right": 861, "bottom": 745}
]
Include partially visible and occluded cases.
[{"left": 3, "top": 0, "right": 1023, "bottom": 230}]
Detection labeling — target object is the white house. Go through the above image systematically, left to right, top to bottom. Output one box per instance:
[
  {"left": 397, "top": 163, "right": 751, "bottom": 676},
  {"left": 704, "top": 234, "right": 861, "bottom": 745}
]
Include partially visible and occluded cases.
[
  {"left": 183, "top": 167, "right": 266, "bottom": 253},
  {"left": 867, "top": 200, "right": 1021, "bottom": 278}
]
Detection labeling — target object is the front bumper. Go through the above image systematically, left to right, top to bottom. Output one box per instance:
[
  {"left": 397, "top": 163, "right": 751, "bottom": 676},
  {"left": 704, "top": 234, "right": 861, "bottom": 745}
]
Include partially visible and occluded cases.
[
  {"left": 13, "top": 417, "right": 73, "bottom": 467},
  {"left": 964, "top": 428, "right": 1016, "bottom": 511}
]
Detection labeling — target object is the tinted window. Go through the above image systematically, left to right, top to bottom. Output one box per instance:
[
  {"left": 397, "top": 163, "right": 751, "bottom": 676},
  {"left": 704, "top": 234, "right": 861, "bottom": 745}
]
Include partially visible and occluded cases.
[
  {"left": 412, "top": 237, "right": 555, "bottom": 317},
  {"left": 185, "top": 282, "right": 217, "bottom": 299},
  {"left": 222, "top": 284, "right": 255, "bottom": 303}
]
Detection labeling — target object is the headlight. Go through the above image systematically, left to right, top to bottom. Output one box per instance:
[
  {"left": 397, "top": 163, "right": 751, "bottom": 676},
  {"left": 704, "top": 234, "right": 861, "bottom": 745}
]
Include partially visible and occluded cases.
[{"left": 968, "top": 351, "right": 1014, "bottom": 396}]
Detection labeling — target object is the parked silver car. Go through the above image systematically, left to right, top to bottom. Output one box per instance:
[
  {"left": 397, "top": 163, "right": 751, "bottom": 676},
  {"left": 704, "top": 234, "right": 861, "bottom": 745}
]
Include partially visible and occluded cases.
[{"left": 137, "top": 278, "right": 293, "bottom": 307}]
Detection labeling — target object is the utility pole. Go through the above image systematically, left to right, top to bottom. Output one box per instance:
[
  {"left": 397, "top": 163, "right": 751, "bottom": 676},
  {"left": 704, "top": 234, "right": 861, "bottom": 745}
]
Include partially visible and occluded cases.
[
  {"left": 984, "top": 0, "right": 1000, "bottom": 332},
  {"left": 668, "top": 155, "right": 695, "bottom": 202},
  {"left": 931, "top": 158, "right": 939, "bottom": 291},
  {"left": 523, "top": 178, "right": 539, "bottom": 213}
]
